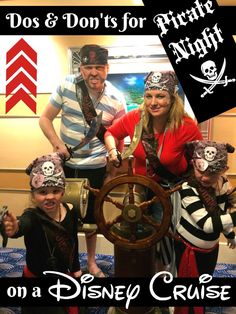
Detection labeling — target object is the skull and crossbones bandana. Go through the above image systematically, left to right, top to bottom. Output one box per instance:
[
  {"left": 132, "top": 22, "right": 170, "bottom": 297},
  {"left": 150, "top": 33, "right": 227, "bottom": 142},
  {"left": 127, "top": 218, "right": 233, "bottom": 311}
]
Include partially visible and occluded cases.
[
  {"left": 144, "top": 71, "right": 178, "bottom": 95},
  {"left": 186, "top": 140, "right": 234, "bottom": 173},
  {"left": 26, "top": 152, "right": 65, "bottom": 190}
]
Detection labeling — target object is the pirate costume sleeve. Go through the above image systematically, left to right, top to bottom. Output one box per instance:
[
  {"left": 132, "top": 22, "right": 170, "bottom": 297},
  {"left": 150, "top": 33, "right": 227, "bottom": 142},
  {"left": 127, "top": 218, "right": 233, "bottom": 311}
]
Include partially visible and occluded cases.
[
  {"left": 177, "top": 180, "right": 236, "bottom": 251},
  {"left": 15, "top": 204, "right": 80, "bottom": 277}
]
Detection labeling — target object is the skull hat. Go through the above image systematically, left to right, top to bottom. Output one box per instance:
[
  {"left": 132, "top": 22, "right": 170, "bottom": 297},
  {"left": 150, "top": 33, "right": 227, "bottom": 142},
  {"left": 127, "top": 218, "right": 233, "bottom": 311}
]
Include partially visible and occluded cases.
[
  {"left": 144, "top": 71, "right": 178, "bottom": 95},
  {"left": 186, "top": 140, "right": 235, "bottom": 173},
  {"left": 26, "top": 152, "right": 65, "bottom": 191}
]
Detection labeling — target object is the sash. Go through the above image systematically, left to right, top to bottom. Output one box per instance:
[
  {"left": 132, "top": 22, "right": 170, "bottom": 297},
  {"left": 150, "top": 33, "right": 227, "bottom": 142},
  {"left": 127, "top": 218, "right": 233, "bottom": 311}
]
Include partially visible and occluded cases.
[
  {"left": 75, "top": 76, "right": 106, "bottom": 144},
  {"left": 141, "top": 130, "right": 182, "bottom": 184},
  {"left": 187, "top": 174, "right": 224, "bottom": 215},
  {"left": 25, "top": 207, "right": 75, "bottom": 271}
]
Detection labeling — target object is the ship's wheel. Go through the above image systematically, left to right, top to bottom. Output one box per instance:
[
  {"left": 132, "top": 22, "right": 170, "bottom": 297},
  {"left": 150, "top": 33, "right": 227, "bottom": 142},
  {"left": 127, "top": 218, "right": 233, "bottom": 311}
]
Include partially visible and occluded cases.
[{"left": 86, "top": 160, "right": 181, "bottom": 250}]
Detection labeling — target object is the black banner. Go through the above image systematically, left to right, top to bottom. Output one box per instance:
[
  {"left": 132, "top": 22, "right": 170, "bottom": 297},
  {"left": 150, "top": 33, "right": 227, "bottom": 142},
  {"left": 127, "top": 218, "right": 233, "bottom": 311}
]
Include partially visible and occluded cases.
[
  {"left": 142, "top": 0, "right": 236, "bottom": 122},
  {"left": 0, "top": 6, "right": 235, "bottom": 35},
  {"left": 0, "top": 6, "right": 154, "bottom": 35},
  {"left": 0, "top": 273, "right": 236, "bottom": 307}
]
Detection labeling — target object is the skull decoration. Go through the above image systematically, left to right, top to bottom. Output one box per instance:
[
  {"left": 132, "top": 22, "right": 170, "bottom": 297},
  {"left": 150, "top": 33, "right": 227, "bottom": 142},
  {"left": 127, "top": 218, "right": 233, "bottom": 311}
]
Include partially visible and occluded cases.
[
  {"left": 201, "top": 60, "right": 217, "bottom": 80},
  {"left": 151, "top": 72, "right": 162, "bottom": 83},
  {"left": 204, "top": 146, "right": 217, "bottom": 161},
  {"left": 42, "top": 161, "right": 55, "bottom": 176}
]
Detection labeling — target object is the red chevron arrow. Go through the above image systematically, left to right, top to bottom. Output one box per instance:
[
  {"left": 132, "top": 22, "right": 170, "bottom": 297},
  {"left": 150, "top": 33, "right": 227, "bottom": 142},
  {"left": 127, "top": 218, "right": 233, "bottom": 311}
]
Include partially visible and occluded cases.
[
  {"left": 5, "top": 38, "right": 37, "bottom": 114},
  {"left": 6, "top": 38, "right": 37, "bottom": 64},
  {"left": 6, "top": 54, "right": 37, "bottom": 81},
  {"left": 6, "top": 72, "right": 36, "bottom": 97},
  {"left": 6, "top": 88, "right": 36, "bottom": 114}
]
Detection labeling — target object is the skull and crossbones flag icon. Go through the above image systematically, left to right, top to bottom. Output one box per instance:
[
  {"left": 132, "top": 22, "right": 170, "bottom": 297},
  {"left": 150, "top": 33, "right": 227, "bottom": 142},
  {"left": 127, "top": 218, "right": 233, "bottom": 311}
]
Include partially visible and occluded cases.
[
  {"left": 142, "top": 0, "right": 236, "bottom": 123},
  {"left": 190, "top": 58, "right": 236, "bottom": 98}
]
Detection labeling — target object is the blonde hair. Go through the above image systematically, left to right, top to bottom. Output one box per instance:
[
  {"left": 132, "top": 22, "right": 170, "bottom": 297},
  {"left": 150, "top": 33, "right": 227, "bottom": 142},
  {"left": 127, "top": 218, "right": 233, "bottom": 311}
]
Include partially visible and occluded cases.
[{"left": 141, "top": 93, "right": 191, "bottom": 133}]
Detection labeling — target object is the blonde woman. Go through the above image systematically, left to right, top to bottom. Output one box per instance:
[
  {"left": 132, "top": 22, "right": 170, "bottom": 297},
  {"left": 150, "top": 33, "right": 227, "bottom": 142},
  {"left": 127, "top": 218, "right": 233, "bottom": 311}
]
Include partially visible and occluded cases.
[
  {"left": 104, "top": 71, "right": 203, "bottom": 314},
  {"left": 105, "top": 71, "right": 202, "bottom": 180}
]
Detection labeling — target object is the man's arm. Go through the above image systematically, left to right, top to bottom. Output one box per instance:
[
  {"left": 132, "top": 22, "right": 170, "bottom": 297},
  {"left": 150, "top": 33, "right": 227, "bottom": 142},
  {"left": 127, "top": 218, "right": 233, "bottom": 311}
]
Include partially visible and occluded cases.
[{"left": 39, "top": 103, "right": 70, "bottom": 158}]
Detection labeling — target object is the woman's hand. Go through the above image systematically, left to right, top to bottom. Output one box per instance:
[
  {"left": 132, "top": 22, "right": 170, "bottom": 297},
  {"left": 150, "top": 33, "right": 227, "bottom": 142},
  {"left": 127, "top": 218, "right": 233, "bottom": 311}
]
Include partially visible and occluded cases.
[{"left": 108, "top": 148, "right": 122, "bottom": 168}]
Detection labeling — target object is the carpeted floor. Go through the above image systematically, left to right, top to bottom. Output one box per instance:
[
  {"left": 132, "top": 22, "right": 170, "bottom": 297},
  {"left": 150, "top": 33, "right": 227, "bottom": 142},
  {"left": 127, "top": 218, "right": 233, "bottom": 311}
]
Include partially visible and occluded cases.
[
  {"left": 0, "top": 247, "right": 235, "bottom": 314},
  {"left": 0, "top": 248, "right": 114, "bottom": 278}
]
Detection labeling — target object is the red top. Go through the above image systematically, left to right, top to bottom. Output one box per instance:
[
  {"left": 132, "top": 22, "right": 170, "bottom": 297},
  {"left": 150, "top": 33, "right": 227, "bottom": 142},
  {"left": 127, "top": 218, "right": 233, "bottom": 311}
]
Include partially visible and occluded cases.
[{"left": 107, "top": 108, "right": 203, "bottom": 179}]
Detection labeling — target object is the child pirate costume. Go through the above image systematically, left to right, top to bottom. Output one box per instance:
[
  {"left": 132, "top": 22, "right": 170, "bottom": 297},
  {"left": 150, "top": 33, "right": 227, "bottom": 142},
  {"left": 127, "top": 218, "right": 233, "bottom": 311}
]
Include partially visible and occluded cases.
[
  {"left": 174, "top": 140, "right": 236, "bottom": 314},
  {"left": 4, "top": 153, "right": 81, "bottom": 314},
  {"left": 22, "top": 153, "right": 80, "bottom": 276}
]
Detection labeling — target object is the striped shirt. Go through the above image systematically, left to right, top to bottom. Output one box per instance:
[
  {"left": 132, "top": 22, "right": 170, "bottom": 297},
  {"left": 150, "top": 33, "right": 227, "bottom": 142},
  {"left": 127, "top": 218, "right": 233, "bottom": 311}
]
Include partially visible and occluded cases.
[
  {"left": 50, "top": 75, "right": 126, "bottom": 169},
  {"left": 177, "top": 179, "right": 236, "bottom": 249}
]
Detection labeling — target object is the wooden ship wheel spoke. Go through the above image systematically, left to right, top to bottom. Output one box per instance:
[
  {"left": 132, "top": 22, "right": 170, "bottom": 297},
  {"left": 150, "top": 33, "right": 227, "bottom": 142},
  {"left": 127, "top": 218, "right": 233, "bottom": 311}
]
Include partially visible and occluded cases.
[
  {"left": 105, "top": 214, "right": 123, "bottom": 228},
  {"left": 141, "top": 214, "right": 161, "bottom": 230}
]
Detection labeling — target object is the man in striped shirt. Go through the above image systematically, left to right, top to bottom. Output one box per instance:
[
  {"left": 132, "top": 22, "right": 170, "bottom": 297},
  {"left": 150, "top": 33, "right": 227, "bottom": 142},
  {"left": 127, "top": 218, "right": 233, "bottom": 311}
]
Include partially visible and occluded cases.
[{"left": 39, "top": 44, "right": 126, "bottom": 277}]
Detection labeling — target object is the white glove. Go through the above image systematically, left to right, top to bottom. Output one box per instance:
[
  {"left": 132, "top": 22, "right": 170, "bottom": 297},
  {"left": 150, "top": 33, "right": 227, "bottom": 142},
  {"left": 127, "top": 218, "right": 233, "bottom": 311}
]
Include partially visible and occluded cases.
[{"left": 227, "top": 237, "right": 236, "bottom": 249}]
